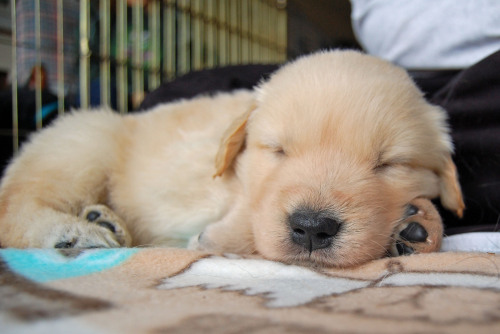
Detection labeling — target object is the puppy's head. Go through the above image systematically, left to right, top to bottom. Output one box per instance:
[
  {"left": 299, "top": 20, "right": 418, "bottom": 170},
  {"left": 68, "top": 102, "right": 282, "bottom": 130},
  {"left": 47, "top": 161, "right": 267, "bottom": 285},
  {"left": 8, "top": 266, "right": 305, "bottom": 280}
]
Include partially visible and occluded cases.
[{"left": 215, "top": 50, "right": 464, "bottom": 267}]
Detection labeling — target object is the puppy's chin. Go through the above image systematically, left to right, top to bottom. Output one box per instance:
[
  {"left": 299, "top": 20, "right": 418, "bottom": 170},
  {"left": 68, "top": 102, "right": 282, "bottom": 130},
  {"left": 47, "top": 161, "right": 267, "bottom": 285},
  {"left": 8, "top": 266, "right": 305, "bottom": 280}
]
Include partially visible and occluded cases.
[
  {"left": 257, "top": 238, "right": 391, "bottom": 268},
  {"left": 268, "top": 249, "right": 388, "bottom": 269}
]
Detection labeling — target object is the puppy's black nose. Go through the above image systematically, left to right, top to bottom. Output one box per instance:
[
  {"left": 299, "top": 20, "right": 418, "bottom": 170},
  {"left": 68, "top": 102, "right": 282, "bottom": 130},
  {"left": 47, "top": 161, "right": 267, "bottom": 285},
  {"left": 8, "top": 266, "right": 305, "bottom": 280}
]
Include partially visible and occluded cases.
[{"left": 288, "top": 209, "right": 340, "bottom": 252}]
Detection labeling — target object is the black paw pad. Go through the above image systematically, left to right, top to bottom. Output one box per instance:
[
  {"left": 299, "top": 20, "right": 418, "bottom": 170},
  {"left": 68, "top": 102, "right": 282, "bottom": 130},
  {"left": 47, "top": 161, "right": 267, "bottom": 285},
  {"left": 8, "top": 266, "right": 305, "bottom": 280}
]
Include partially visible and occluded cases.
[
  {"left": 405, "top": 204, "right": 419, "bottom": 217},
  {"left": 86, "top": 211, "right": 101, "bottom": 222},
  {"left": 97, "top": 221, "right": 116, "bottom": 233},
  {"left": 400, "top": 222, "right": 428, "bottom": 242},
  {"left": 55, "top": 238, "right": 77, "bottom": 249},
  {"left": 396, "top": 241, "right": 414, "bottom": 256}
]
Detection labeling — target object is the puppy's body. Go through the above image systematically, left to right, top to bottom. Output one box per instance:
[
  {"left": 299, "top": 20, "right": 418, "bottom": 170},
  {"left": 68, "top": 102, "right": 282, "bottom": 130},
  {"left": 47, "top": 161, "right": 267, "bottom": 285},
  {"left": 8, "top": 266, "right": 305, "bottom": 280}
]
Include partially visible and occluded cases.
[
  {"left": 0, "top": 51, "right": 464, "bottom": 267},
  {"left": 0, "top": 91, "right": 251, "bottom": 248},
  {"left": 112, "top": 92, "right": 250, "bottom": 247}
]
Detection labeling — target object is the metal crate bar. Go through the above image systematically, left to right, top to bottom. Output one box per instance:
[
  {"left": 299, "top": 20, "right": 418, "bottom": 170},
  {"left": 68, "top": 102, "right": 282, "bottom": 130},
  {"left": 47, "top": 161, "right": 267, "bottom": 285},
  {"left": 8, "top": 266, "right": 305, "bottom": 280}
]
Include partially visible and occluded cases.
[
  {"left": 9, "top": 0, "right": 287, "bottom": 155},
  {"left": 56, "top": 0, "right": 65, "bottom": 116},
  {"left": 79, "top": 0, "right": 90, "bottom": 109},
  {"left": 100, "top": 0, "right": 111, "bottom": 108},
  {"left": 116, "top": 0, "right": 128, "bottom": 114},
  {"left": 131, "top": 0, "right": 144, "bottom": 109},
  {"left": 148, "top": 0, "right": 161, "bottom": 91},
  {"left": 163, "top": 0, "right": 176, "bottom": 80},
  {"left": 178, "top": 0, "right": 191, "bottom": 75},
  {"left": 191, "top": 0, "right": 203, "bottom": 71},
  {"left": 204, "top": 0, "right": 216, "bottom": 68}
]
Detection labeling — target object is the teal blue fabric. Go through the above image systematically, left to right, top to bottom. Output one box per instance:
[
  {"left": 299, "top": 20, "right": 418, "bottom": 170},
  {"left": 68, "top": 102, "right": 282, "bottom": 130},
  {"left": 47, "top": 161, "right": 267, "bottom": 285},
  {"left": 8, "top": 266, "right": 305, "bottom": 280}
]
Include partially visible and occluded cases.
[{"left": 0, "top": 248, "right": 138, "bottom": 283}]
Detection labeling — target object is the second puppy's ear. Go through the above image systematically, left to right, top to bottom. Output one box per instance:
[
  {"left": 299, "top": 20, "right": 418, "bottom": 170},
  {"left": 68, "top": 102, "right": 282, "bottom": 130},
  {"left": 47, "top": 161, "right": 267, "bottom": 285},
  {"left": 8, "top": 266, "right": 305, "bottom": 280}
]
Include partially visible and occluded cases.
[{"left": 214, "top": 106, "right": 255, "bottom": 177}]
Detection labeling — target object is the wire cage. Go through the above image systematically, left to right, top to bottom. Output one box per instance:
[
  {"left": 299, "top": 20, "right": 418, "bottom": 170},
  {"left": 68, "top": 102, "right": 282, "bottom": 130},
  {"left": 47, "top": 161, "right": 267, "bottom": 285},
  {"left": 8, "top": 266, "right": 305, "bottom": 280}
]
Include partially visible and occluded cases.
[{"left": 4, "top": 0, "right": 287, "bottom": 159}]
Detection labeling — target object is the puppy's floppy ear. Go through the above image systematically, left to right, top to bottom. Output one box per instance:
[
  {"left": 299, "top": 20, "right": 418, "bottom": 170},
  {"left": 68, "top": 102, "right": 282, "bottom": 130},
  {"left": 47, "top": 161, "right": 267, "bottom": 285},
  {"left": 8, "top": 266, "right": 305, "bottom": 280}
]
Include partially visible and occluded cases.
[
  {"left": 214, "top": 106, "right": 254, "bottom": 177},
  {"left": 439, "top": 155, "right": 465, "bottom": 217}
]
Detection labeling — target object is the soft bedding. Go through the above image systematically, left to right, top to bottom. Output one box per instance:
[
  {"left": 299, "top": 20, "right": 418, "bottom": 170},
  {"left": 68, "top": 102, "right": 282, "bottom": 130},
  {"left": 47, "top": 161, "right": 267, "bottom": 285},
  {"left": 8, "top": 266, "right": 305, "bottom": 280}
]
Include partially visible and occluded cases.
[{"left": 1, "top": 237, "right": 500, "bottom": 334}]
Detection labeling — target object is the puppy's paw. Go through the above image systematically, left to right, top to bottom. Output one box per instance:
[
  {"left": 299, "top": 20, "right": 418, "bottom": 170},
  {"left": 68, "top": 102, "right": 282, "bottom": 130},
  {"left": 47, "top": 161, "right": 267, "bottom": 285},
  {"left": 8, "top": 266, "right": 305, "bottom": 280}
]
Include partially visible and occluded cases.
[
  {"left": 390, "top": 198, "right": 443, "bottom": 256},
  {"left": 49, "top": 205, "right": 132, "bottom": 249},
  {"left": 79, "top": 205, "right": 132, "bottom": 247},
  {"left": 51, "top": 223, "right": 121, "bottom": 249}
]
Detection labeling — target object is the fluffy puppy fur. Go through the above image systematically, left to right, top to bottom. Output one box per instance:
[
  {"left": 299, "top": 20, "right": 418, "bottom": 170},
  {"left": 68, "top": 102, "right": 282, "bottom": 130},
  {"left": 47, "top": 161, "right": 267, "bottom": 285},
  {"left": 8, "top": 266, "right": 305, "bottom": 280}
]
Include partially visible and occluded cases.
[{"left": 0, "top": 50, "right": 464, "bottom": 267}]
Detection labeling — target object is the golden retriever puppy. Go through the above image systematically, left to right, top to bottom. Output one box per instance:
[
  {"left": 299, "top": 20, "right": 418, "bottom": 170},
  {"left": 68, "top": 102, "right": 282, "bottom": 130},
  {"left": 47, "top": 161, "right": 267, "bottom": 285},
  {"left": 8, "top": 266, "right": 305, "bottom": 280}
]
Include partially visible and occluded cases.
[{"left": 0, "top": 50, "right": 464, "bottom": 267}]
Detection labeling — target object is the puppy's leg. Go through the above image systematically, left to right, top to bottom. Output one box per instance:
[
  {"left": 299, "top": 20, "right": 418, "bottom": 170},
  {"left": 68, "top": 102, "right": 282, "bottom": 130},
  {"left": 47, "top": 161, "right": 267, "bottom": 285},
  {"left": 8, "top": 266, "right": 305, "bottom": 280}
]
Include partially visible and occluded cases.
[
  {"left": 0, "top": 110, "right": 131, "bottom": 248},
  {"left": 390, "top": 198, "right": 443, "bottom": 256},
  {"left": 0, "top": 201, "right": 132, "bottom": 248},
  {"left": 188, "top": 202, "right": 255, "bottom": 255},
  {"left": 52, "top": 205, "right": 132, "bottom": 248},
  {"left": 46, "top": 208, "right": 131, "bottom": 249},
  {"left": 188, "top": 220, "right": 254, "bottom": 255}
]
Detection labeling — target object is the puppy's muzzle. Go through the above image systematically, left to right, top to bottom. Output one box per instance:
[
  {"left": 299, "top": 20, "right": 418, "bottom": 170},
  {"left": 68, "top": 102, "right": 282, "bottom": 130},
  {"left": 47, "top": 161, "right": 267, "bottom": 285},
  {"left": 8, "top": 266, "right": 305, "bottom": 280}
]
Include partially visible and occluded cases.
[{"left": 288, "top": 208, "right": 341, "bottom": 252}]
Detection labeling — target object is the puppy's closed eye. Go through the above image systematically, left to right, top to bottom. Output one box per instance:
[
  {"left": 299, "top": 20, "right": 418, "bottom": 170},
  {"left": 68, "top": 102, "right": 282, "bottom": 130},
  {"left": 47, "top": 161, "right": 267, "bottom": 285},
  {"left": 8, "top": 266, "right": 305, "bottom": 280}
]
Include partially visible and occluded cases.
[
  {"left": 259, "top": 142, "right": 287, "bottom": 158},
  {"left": 273, "top": 147, "right": 287, "bottom": 157},
  {"left": 373, "top": 151, "right": 409, "bottom": 172},
  {"left": 374, "top": 152, "right": 393, "bottom": 172},
  {"left": 374, "top": 162, "right": 391, "bottom": 172}
]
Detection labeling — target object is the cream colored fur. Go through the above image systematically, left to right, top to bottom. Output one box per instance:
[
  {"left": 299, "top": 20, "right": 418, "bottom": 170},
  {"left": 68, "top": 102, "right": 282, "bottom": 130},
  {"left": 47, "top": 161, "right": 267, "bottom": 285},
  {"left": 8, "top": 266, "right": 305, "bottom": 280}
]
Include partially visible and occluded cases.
[{"left": 0, "top": 50, "right": 464, "bottom": 267}]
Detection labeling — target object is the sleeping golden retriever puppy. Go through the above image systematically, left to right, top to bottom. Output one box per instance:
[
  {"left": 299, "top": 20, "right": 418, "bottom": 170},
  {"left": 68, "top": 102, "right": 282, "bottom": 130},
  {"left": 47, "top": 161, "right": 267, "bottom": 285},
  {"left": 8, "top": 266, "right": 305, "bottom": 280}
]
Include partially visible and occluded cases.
[{"left": 0, "top": 50, "right": 464, "bottom": 267}]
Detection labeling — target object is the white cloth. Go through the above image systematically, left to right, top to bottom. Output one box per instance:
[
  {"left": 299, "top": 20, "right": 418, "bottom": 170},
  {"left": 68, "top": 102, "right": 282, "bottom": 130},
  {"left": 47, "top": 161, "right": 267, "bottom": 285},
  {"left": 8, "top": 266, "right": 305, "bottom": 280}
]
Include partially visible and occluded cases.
[
  {"left": 350, "top": 0, "right": 500, "bottom": 69},
  {"left": 441, "top": 233, "right": 500, "bottom": 253}
]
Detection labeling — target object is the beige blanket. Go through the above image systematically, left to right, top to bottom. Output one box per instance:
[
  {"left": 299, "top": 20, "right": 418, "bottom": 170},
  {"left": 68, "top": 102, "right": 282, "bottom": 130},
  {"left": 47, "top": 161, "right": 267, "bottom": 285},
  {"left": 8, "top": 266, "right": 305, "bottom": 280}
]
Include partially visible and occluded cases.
[{"left": 1, "top": 248, "right": 500, "bottom": 333}]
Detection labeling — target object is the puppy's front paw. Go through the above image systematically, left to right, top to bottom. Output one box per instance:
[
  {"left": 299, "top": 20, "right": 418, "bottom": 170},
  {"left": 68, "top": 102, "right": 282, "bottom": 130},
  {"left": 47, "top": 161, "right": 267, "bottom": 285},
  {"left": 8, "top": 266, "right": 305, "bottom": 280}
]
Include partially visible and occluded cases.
[
  {"left": 390, "top": 198, "right": 443, "bottom": 256},
  {"left": 50, "top": 205, "right": 132, "bottom": 249},
  {"left": 79, "top": 205, "right": 132, "bottom": 247}
]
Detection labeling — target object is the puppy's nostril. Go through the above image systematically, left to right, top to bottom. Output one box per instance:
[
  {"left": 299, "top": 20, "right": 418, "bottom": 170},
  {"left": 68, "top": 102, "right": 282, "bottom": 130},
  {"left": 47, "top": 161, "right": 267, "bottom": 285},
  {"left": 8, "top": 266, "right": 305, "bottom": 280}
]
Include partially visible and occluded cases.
[
  {"left": 318, "top": 217, "right": 340, "bottom": 237},
  {"left": 293, "top": 228, "right": 306, "bottom": 235},
  {"left": 317, "top": 232, "right": 331, "bottom": 239}
]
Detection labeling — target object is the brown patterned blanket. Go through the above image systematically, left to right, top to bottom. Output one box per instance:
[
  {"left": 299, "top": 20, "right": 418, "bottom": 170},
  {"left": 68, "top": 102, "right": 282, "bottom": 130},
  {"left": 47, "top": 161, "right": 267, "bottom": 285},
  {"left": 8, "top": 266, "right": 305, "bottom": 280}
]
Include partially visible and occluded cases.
[{"left": 1, "top": 247, "right": 500, "bottom": 333}]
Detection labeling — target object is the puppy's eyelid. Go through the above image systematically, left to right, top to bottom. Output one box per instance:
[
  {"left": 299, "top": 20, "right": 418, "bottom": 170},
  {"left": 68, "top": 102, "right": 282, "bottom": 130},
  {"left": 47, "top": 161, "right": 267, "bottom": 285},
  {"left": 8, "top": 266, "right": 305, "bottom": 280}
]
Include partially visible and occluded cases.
[
  {"left": 258, "top": 141, "right": 288, "bottom": 158},
  {"left": 258, "top": 142, "right": 287, "bottom": 157},
  {"left": 270, "top": 146, "right": 287, "bottom": 157},
  {"left": 274, "top": 147, "right": 286, "bottom": 156},
  {"left": 374, "top": 153, "right": 391, "bottom": 171},
  {"left": 374, "top": 159, "right": 407, "bottom": 171},
  {"left": 374, "top": 162, "right": 391, "bottom": 171}
]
